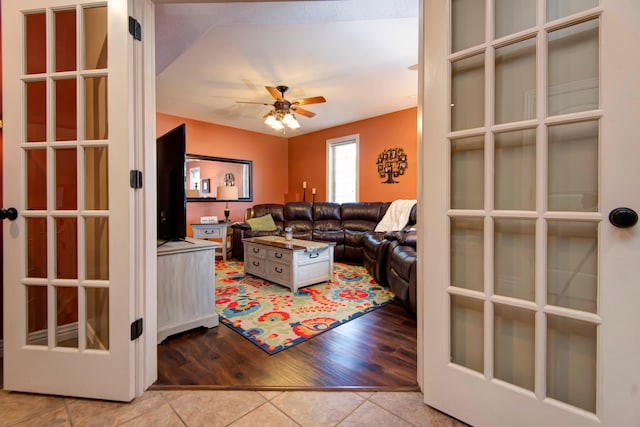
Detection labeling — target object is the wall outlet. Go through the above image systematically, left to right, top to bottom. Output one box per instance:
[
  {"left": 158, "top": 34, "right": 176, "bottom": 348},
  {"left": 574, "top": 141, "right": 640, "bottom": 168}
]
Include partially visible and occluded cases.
[{"left": 200, "top": 216, "right": 218, "bottom": 224}]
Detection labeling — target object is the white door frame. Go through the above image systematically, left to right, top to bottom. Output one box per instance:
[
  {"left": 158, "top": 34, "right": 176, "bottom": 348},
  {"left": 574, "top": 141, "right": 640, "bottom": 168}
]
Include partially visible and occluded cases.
[
  {"left": 136, "top": 0, "right": 160, "bottom": 394},
  {"left": 142, "top": 0, "right": 427, "bottom": 390}
]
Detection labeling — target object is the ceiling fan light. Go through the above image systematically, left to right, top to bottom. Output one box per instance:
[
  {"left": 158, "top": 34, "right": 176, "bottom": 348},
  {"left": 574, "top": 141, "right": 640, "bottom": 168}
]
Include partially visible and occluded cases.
[
  {"left": 282, "top": 113, "right": 295, "bottom": 125},
  {"left": 264, "top": 115, "right": 277, "bottom": 126},
  {"left": 287, "top": 117, "right": 300, "bottom": 129},
  {"left": 271, "top": 120, "right": 284, "bottom": 130}
]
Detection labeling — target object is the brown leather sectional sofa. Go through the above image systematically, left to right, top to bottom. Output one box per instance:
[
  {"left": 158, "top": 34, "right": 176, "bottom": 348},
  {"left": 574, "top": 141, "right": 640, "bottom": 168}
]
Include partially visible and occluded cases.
[{"left": 231, "top": 201, "right": 417, "bottom": 315}]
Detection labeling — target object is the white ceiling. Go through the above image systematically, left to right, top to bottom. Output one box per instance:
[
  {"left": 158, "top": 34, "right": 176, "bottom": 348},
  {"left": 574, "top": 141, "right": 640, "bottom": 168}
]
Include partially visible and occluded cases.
[{"left": 154, "top": 0, "right": 419, "bottom": 136}]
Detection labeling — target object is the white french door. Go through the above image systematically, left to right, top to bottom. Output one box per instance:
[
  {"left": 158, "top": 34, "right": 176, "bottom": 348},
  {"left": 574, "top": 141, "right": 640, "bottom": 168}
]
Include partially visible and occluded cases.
[
  {"left": 2, "top": 0, "right": 147, "bottom": 401},
  {"left": 421, "top": 0, "right": 640, "bottom": 425}
]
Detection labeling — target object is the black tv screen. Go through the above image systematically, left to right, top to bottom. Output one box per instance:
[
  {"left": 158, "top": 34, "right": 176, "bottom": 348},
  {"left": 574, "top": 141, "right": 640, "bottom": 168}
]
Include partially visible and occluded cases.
[{"left": 157, "top": 124, "right": 187, "bottom": 242}]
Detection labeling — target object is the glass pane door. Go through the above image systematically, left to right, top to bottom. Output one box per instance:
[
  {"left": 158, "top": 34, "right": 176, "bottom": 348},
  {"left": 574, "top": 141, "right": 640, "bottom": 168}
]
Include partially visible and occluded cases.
[
  {"left": 3, "top": 0, "right": 136, "bottom": 401},
  {"left": 422, "top": 0, "right": 640, "bottom": 425},
  {"left": 448, "top": 0, "right": 602, "bottom": 413}
]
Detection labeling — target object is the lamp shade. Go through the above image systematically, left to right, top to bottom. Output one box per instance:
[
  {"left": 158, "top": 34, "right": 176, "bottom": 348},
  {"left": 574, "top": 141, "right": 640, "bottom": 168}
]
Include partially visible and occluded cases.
[{"left": 217, "top": 185, "right": 238, "bottom": 200}]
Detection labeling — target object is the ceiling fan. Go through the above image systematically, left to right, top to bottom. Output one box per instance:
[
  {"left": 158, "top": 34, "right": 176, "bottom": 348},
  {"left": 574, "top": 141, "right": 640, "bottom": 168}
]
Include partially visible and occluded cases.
[{"left": 237, "top": 85, "right": 326, "bottom": 129}]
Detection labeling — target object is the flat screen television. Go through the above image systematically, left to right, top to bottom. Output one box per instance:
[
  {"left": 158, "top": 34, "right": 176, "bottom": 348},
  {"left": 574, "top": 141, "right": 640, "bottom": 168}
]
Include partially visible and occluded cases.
[{"left": 157, "top": 124, "right": 187, "bottom": 242}]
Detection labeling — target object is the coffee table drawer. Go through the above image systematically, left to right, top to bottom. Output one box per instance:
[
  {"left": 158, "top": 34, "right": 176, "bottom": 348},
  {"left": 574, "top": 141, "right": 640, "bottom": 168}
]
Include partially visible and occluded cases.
[
  {"left": 246, "top": 243, "right": 267, "bottom": 258},
  {"left": 268, "top": 248, "right": 292, "bottom": 263},
  {"left": 297, "top": 248, "right": 330, "bottom": 265},
  {"left": 245, "top": 255, "right": 267, "bottom": 276},
  {"left": 269, "top": 261, "right": 291, "bottom": 285}
]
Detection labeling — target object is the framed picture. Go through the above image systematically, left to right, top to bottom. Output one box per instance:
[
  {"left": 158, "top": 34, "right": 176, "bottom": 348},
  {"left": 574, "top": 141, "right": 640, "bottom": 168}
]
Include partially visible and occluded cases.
[{"left": 201, "top": 178, "right": 210, "bottom": 194}]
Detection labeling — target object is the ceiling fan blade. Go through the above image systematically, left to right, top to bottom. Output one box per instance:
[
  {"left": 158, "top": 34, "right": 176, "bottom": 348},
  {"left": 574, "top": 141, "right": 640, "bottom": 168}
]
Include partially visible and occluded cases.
[
  {"left": 265, "top": 86, "right": 282, "bottom": 100},
  {"left": 292, "top": 96, "right": 326, "bottom": 106},
  {"left": 292, "top": 106, "right": 316, "bottom": 118}
]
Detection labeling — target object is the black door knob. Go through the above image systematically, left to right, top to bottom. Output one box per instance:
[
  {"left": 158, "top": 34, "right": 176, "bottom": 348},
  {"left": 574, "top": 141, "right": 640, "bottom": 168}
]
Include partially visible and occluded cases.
[
  {"left": 0, "top": 207, "right": 18, "bottom": 221},
  {"left": 609, "top": 207, "right": 638, "bottom": 228}
]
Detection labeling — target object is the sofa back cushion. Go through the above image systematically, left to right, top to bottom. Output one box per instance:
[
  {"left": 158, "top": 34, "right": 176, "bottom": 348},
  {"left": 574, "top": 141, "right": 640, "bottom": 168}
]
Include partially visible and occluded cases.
[
  {"left": 284, "top": 202, "right": 313, "bottom": 239},
  {"left": 312, "top": 202, "right": 344, "bottom": 259},
  {"left": 313, "top": 202, "right": 342, "bottom": 230},
  {"left": 341, "top": 202, "right": 386, "bottom": 262},
  {"left": 341, "top": 202, "right": 384, "bottom": 231}
]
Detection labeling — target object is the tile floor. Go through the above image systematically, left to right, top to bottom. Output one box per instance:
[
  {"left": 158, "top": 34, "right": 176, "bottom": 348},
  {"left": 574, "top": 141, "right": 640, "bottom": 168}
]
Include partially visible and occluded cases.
[{"left": 0, "top": 388, "right": 469, "bottom": 426}]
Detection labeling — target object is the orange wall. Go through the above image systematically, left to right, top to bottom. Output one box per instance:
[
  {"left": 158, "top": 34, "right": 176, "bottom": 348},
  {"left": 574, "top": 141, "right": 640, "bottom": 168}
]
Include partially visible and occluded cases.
[
  {"left": 157, "top": 108, "right": 418, "bottom": 226},
  {"left": 287, "top": 108, "right": 418, "bottom": 203},
  {"left": 156, "top": 113, "right": 289, "bottom": 234}
]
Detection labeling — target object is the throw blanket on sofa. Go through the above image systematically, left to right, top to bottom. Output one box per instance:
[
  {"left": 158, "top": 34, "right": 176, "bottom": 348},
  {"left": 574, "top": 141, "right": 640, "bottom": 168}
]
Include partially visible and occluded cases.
[{"left": 374, "top": 199, "right": 417, "bottom": 232}]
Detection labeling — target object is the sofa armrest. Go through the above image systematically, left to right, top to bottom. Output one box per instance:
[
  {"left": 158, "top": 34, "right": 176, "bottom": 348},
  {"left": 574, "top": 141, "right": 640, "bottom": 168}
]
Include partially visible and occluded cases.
[
  {"left": 231, "top": 221, "right": 251, "bottom": 231},
  {"left": 231, "top": 227, "right": 246, "bottom": 258},
  {"left": 384, "top": 229, "right": 417, "bottom": 248},
  {"left": 383, "top": 230, "right": 401, "bottom": 241},
  {"left": 398, "top": 231, "right": 417, "bottom": 248}
]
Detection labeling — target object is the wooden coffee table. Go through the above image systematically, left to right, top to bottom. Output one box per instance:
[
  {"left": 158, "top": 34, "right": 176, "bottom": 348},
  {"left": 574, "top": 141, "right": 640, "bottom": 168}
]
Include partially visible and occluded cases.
[{"left": 243, "top": 236, "right": 335, "bottom": 292}]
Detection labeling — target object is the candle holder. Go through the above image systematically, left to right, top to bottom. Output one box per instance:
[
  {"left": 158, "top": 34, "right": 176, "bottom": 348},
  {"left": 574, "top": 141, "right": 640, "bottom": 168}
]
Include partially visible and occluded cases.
[
  {"left": 303, "top": 188, "right": 307, "bottom": 202},
  {"left": 312, "top": 193, "right": 316, "bottom": 204}
]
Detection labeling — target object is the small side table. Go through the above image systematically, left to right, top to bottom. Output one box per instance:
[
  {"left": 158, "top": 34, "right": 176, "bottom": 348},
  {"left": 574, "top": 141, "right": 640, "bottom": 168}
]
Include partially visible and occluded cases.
[{"left": 191, "top": 222, "right": 232, "bottom": 260}]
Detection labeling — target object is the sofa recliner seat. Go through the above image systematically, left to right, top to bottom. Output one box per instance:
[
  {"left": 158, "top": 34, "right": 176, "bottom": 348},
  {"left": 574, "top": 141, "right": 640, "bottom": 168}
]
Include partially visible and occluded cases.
[
  {"left": 312, "top": 202, "right": 345, "bottom": 260},
  {"left": 362, "top": 203, "right": 417, "bottom": 286},
  {"left": 385, "top": 229, "right": 417, "bottom": 315},
  {"left": 362, "top": 232, "right": 391, "bottom": 285}
]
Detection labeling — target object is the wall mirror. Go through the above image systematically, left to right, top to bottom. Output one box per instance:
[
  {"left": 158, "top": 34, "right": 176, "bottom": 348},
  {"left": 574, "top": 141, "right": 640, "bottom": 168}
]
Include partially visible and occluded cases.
[{"left": 185, "top": 154, "right": 253, "bottom": 202}]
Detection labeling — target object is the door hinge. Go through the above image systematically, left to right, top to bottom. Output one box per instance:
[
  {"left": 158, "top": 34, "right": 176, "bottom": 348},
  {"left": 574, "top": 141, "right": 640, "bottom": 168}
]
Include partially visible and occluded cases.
[
  {"left": 128, "top": 16, "right": 142, "bottom": 41},
  {"left": 130, "top": 170, "right": 143, "bottom": 189},
  {"left": 130, "top": 318, "right": 144, "bottom": 341}
]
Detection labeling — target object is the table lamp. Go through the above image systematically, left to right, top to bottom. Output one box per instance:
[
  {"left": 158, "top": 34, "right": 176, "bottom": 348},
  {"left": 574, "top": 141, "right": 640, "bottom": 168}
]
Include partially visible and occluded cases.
[{"left": 217, "top": 185, "right": 238, "bottom": 222}]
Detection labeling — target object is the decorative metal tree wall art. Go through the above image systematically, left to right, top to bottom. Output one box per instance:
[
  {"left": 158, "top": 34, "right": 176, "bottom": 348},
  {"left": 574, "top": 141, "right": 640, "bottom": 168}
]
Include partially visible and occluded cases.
[{"left": 377, "top": 147, "right": 407, "bottom": 183}]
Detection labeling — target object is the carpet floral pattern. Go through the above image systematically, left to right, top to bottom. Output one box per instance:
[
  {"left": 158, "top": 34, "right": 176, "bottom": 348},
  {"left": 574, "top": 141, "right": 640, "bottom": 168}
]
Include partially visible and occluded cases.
[{"left": 215, "top": 260, "right": 396, "bottom": 354}]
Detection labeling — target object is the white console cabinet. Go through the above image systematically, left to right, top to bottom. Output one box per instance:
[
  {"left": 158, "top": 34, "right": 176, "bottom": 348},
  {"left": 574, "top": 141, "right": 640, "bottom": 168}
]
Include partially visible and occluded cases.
[{"left": 157, "top": 238, "right": 219, "bottom": 342}]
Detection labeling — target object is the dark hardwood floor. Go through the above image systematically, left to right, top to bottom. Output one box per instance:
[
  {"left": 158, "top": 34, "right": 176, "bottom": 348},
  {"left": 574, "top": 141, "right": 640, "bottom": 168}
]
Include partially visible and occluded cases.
[{"left": 153, "top": 299, "right": 418, "bottom": 390}]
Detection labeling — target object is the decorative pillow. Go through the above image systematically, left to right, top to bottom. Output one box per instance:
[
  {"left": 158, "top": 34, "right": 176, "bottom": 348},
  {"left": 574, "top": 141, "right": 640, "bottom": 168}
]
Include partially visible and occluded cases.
[{"left": 246, "top": 214, "right": 277, "bottom": 231}]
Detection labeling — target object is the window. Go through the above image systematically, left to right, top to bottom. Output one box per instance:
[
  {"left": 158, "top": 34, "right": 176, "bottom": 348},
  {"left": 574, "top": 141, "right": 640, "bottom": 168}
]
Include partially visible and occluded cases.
[
  {"left": 327, "top": 135, "right": 358, "bottom": 203},
  {"left": 188, "top": 166, "right": 200, "bottom": 190}
]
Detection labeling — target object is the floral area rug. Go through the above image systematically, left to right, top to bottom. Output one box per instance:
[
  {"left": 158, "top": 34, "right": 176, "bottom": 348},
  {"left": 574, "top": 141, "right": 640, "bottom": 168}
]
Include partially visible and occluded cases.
[{"left": 215, "top": 260, "right": 396, "bottom": 354}]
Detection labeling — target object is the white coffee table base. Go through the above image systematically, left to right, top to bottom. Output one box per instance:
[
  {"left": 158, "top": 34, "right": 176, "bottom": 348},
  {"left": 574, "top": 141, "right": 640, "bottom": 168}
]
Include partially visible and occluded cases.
[{"left": 243, "top": 237, "right": 335, "bottom": 292}]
